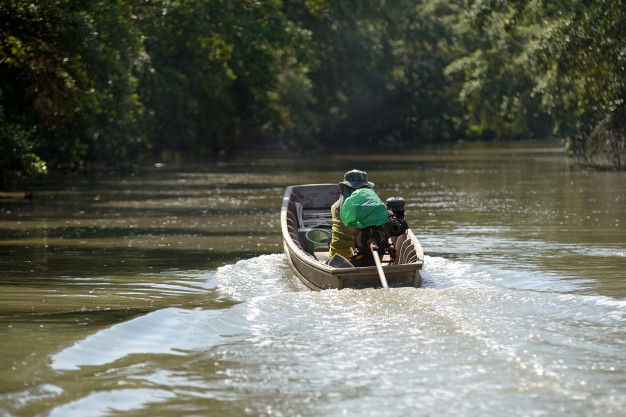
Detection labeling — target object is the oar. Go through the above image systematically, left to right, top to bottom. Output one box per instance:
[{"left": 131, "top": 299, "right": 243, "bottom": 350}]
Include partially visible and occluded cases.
[{"left": 369, "top": 243, "right": 389, "bottom": 289}]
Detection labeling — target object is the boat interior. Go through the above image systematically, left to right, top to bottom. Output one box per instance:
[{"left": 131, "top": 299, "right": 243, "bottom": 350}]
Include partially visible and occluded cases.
[{"left": 284, "top": 195, "right": 333, "bottom": 263}]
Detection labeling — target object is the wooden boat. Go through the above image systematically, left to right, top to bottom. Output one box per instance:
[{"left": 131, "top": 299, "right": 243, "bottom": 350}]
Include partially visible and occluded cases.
[{"left": 281, "top": 184, "right": 424, "bottom": 290}]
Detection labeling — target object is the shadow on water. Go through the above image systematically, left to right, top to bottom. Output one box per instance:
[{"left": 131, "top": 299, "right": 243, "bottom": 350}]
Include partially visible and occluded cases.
[
  {"left": 0, "top": 245, "right": 252, "bottom": 279},
  {"left": 0, "top": 307, "right": 153, "bottom": 327}
]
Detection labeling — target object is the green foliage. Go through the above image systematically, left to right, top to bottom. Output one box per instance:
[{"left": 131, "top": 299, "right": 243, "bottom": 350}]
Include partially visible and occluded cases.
[
  {"left": 0, "top": 0, "right": 145, "bottom": 174},
  {"left": 1, "top": 0, "right": 624, "bottom": 176},
  {"left": 135, "top": 0, "right": 316, "bottom": 153},
  {"left": 285, "top": 0, "right": 468, "bottom": 146},
  {"left": 455, "top": 0, "right": 625, "bottom": 168},
  {"left": 527, "top": 0, "right": 626, "bottom": 169},
  {"left": 445, "top": 1, "right": 551, "bottom": 139},
  {"left": 0, "top": 102, "right": 47, "bottom": 179}
]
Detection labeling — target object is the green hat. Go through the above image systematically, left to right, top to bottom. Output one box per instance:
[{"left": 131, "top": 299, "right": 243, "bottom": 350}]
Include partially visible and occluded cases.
[{"left": 338, "top": 169, "right": 374, "bottom": 189}]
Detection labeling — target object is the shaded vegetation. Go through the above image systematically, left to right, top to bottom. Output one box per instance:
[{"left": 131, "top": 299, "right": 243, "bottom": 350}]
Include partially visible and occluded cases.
[{"left": 1, "top": 0, "right": 624, "bottom": 178}]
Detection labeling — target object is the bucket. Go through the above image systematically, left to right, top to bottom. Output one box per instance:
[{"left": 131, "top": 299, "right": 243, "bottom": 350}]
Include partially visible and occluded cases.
[{"left": 305, "top": 229, "right": 330, "bottom": 252}]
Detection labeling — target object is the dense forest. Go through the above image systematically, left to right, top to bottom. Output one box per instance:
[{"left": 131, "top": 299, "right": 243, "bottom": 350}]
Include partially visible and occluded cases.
[{"left": 1, "top": 0, "right": 624, "bottom": 178}]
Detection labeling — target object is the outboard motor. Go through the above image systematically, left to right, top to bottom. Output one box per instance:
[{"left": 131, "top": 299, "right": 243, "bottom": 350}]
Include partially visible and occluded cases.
[{"left": 385, "top": 197, "right": 409, "bottom": 236}]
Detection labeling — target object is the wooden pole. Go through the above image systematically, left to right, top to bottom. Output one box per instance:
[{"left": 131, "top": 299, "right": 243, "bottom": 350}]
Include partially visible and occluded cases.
[{"left": 370, "top": 244, "right": 389, "bottom": 289}]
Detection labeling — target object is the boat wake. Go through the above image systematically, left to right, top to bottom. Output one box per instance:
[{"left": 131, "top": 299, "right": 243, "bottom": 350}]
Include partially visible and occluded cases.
[
  {"left": 50, "top": 252, "right": 625, "bottom": 372},
  {"left": 42, "top": 253, "right": 625, "bottom": 417},
  {"left": 49, "top": 254, "right": 294, "bottom": 372},
  {"left": 50, "top": 307, "right": 235, "bottom": 371}
]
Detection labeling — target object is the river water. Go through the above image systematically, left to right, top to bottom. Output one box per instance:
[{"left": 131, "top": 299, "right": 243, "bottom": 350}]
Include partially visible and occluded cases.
[{"left": 0, "top": 140, "right": 624, "bottom": 416}]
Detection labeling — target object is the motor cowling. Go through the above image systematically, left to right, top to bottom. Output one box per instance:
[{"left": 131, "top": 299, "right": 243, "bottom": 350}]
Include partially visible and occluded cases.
[{"left": 385, "top": 196, "right": 406, "bottom": 217}]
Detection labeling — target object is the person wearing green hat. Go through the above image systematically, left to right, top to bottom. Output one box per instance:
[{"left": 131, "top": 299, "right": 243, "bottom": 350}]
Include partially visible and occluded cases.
[{"left": 328, "top": 169, "right": 375, "bottom": 261}]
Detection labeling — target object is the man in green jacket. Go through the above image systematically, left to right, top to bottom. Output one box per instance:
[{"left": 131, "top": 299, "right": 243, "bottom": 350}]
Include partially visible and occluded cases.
[{"left": 328, "top": 169, "right": 375, "bottom": 260}]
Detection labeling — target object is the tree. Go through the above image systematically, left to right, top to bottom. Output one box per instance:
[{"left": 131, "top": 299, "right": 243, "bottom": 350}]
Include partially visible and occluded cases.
[
  {"left": 0, "top": 0, "right": 145, "bottom": 174},
  {"left": 3, "top": 0, "right": 623, "bottom": 176},
  {"left": 135, "top": 0, "right": 317, "bottom": 154},
  {"left": 454, "top": 0, "right": 626, "bottom": 168},
  {"left": 524, "top": 0, "right": 626, "bottom": 169},
  {"left": 0, "top": 102, "right": 47, "bottom": 179}
]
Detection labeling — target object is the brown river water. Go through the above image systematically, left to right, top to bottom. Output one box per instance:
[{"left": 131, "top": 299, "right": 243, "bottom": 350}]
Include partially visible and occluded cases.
[{"left": 0, "top": 140, "right": 624, "bottom": 416}]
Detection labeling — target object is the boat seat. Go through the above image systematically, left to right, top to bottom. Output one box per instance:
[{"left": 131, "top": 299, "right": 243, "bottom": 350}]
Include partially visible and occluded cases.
[{"left": 301, "top": 208, "right": 332, "bottom": 228}]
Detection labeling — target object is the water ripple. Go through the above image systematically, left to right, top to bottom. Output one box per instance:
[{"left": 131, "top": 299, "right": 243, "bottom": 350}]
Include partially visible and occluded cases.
[{"left": 51, "top": 307, "right": 245, "bottom": 371}]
